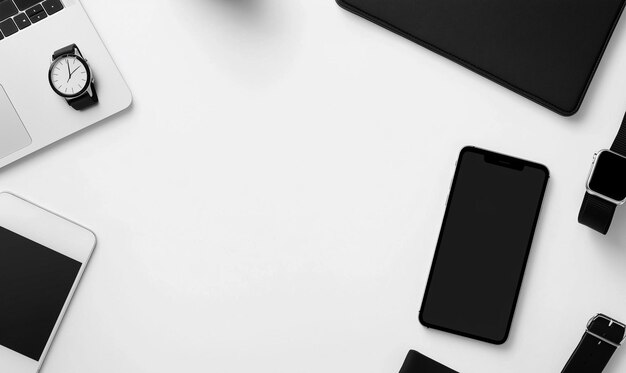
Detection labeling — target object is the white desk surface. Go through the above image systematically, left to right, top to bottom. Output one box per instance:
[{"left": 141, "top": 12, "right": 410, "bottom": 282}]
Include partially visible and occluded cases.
[{"left": 2, "top": 0, "right": 626, "bottom": 372}]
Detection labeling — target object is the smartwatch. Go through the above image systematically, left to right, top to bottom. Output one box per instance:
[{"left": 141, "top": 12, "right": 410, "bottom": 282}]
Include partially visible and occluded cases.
[
  {"left": 48, "top": 44, "right": 98, "bottom": 110},
  {"left": 578, "top": 112, "right": 626, "bottom": 234},
  {"left": 562, "top": 314, "right": 625, "bottom": 373}
]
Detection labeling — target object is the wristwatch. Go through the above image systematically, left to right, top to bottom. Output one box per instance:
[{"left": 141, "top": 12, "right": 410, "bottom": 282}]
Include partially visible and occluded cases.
[
  {"left": 48, "top": 44, "right": 98, "bottom": 110},
  {"left": 578, "top": 112, "right": 626, "bottom": 234},
  {"left": 562, "top": 314, "right": 625, "bottom": 373}
]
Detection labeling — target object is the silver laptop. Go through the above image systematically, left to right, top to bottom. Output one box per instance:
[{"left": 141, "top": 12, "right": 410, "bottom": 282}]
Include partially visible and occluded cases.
[{"left": 0, "top": 0, "right": 131, "bottom": 169}]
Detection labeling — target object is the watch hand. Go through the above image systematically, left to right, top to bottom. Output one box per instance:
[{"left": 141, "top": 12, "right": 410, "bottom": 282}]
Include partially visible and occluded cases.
[{"left": 70, "top": 67, "right": 81, "bottom": 76}]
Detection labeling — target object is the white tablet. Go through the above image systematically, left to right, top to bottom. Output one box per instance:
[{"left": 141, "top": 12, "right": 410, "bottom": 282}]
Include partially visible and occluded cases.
[{"left": 0, "top": 192, "right": 96, "bottom": 373}]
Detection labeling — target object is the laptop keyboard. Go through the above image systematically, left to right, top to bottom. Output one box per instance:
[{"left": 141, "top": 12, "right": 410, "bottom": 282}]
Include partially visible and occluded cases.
[{"left": 0, "top": 0, "right": 63, "bottom": 41}]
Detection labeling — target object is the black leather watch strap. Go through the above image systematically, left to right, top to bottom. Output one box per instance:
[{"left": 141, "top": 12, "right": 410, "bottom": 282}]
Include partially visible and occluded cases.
[
  {"left": 52, "top": 44, "right": 81, "bottom": 60},
  {"left": 67, "top": 83, "right": 98, "bottom": 110},
  {"left": 610, "top": 112, "right": 626, "bottom": 156},
  {"left": 578, "top": 192, "right": 616, "bottom": 235},
  {"left": 562, "top": 314, "right": 625, "bottom": 373}
]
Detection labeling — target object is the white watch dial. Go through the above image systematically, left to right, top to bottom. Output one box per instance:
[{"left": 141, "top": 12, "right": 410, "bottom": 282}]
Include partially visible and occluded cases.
[{"left": 50, "top": 56, "right": 89, "bottom": 97}]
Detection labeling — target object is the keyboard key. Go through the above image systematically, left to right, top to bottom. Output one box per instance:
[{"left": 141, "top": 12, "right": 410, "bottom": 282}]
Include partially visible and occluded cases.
[
  {"left": 0, "top": 0, "right": 18, "bottom": 22},
  {"left": 13, "top": 0, "right": 41, "bottom": 11},
  {"left": 42, "top": 0, "right": 63, "bottom": 15},
  {"left": 25, "top": 4, "right": 42, "bottom": 17},
  {"left": 26, "top": 4, "right": 46, "bottom": 23},
  {"left": 28, "top": 9, "right": 45, "bottom": 23},
  {"left": 13, "top": 12, "right": 30, "bottom": 29},
  {"left": 0, "top": 18, "right": 18, "bottom": 37}
]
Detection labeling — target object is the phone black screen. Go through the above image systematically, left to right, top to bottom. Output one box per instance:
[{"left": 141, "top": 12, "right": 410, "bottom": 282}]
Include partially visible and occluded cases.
[
  {"left": 419, "top": 147, "right": 548, "bottom": 344},
  {"left": 589, "top": 150, "right": 626, "bottom": 202},
  {"left": 0, "top": 226, "right": 81, "bottom": 361}
]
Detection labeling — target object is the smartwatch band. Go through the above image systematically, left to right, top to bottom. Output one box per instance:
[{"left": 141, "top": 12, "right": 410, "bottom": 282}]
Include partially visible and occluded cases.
[
  {"left": 51, "top": 44, "right": 98, "bottom": 110},
  {"left": 578, "top": 112, "right": 626, "bottom": 234},
  {"left": 611, "top": 112, "right": 626, "bottom": 155},
  {"left": 578, "top": 193, "right": 616, "bottom": 235},
  {"left": 562, "top": 314, "right": 625, "bottom": 373}
]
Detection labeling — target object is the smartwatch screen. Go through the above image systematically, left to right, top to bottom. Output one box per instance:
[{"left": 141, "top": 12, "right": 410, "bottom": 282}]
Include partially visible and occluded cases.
[{"left": 589, "top": 150, "right": 626, "bottom": 202}]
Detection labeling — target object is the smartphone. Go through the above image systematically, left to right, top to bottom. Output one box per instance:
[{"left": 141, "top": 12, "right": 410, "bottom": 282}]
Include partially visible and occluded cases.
[
  {"left": 419, "top": 147, "right": 549, "bottom": 344},
  {"left": 0, "top": 192, "right": 96, "bottom": 373}
]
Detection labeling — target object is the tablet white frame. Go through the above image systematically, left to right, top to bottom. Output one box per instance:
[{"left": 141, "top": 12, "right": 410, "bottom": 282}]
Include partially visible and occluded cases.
[{"left": 0, "top": 192, "right": 96, "bottom": 373}]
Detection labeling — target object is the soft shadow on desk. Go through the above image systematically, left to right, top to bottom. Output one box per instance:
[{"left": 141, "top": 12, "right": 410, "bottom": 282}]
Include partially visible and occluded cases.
[
  {"left": 179, "top": 0, "right": 299, "bottom": 85},
  {"left": 184, "top": 0, "right": 288, "bottom": 42},
  {"left": 191, "top": 0, "right": 271, "bottom": 25},
  {"left": 211, "top": 0, "right": 265, "bottom": 16},
  {"left": 0, "top": 104, "right": 134, "bottom": 176},
  {"left": 605, "top": 209, "right": 626, "bottom": 249},
  {"left": 607, "top": 349, "right": 626, "bottom": 373}
]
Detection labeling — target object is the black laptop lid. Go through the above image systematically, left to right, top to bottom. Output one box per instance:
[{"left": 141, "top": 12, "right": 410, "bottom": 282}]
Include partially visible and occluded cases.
[{"left": 337, "top": 0, "right": 626, "bottom": 116}]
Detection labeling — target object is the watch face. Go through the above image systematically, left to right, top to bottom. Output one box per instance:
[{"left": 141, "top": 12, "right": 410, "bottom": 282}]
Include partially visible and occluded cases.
[
  {"left": 48, "top": 55, "right": 90, "bottom": 98},
  {"left": 589, "top": 150, "right": 626, "bottom": 203}
]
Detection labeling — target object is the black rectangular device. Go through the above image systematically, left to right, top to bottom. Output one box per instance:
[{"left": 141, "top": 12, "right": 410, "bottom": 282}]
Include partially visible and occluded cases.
[
  {"left": 336, "top": 0, "right": 626, "bottom": 116},
  {"left": 419, "top": 147, "right": 549, "bottom": 344},
  {"left": 0, "top": 226, "right": 81, "bottom": 361},
  {"left": 399, "top": 350, "right": 459, "bottom": 373}
]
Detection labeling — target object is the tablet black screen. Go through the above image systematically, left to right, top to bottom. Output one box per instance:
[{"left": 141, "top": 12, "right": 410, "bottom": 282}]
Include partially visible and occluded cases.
[
  {"left": 338, "top": 0, "right": 626, "bottom": 115},
  {"left": 420, "top": 148, "right": 548, "bottom": 343},
  {"left": 0, "top": 226, "right": 81, "bottom": 361}
]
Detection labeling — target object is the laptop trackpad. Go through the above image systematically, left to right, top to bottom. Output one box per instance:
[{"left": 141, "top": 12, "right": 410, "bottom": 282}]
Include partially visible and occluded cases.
[{"left": 0, "top": 85, "right": 31, "bottom": 160}]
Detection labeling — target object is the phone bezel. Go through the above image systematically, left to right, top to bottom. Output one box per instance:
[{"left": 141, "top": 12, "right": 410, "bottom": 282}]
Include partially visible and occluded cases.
[
  {"left": 418, "top": 146, "right": 549, "bottom": 344},
  {"left": 586, "top": 149, "right": 626, "bottom": 205},
  {"left": 0, "top": 192, "right": 96, "bottom": 373}
]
